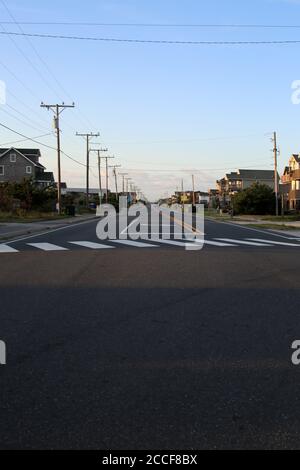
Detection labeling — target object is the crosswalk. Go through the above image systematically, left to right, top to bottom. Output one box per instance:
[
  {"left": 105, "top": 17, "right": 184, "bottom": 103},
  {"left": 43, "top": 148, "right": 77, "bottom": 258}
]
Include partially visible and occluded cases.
[{"left": 1, "top": 237, "right": 300, "bottom": 253}]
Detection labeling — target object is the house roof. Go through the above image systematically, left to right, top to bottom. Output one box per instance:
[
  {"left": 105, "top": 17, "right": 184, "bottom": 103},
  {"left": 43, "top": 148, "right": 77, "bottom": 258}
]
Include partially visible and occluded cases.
[
  {"left": 0, "top": 147, "right": 45, "bottom": 169},
  {"left": 291, "top": 154, "right": 300, "bottom": 163},
  {"left": 238, "top": 169, "right": 275, "bottom": 180},
  {"left": 36, "top": 172, "right": 55, "bottom": 182},
  {"left": 226, "top": 172, "right": 239, "bottom": 180}
]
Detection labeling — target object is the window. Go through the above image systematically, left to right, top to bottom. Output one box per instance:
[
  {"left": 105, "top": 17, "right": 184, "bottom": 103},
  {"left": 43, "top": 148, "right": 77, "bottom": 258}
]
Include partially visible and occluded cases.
[
  {"left": 10, "top": 153, "right": 16, "bottom": 162},
  {"left": 0, "top": 165, "right": 4, "bottom": 176},
  {"left": 26, "top": 166, "right": 32, "bottom": 175},
  {"left": 296, "top": 180, "right": 300, "bottom": 191}
]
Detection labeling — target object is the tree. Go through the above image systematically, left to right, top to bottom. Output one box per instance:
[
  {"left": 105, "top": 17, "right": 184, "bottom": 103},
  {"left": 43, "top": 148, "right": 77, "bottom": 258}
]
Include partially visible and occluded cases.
[
  {"left": 0, "top": 179, "right": 57, "bottom": 213},
  {"left": 232, "top": 183, "right": 275, "bottom": 215}
]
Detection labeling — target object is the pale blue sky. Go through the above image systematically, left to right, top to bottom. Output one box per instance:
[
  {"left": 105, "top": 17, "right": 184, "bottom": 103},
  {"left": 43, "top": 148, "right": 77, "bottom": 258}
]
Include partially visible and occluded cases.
[{"left": 1, "top": 0, "right": 300, "bottom": 198}]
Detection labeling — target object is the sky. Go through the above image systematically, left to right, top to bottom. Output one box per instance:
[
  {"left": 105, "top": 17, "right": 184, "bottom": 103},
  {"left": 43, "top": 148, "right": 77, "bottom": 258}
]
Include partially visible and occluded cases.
[{"left": 1, "top": 0, "right": 300, "bottom": 199}]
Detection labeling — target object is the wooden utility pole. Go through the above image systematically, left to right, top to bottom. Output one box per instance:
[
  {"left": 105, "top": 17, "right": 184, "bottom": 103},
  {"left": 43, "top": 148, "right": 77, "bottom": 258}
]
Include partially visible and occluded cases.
[
  {"left": 40, "top": 102, "right": 75, "bottom": 214},
  {"left": 272, "top": 131, "right": 279, "bottom": 216},
  {"left": 76, "top": 132, "right": 100, "bottom": 207},
  {"left": 90, "top": 148, "right": 108, "bottom": 203},
  {"left": 103, "top": 156, "right": 114, "bottom": 203},
  {"left": 109, "top": 165, "right": 121, "bottom": 200},
  {"left": 119, "top": 173, "right": 128, "bottom": 193},
  {"left": 192, "top": 174, "right": 196, "bottom": 205},
  {"left": 125, "top": 177, "right": 132, "bottom": 193}
]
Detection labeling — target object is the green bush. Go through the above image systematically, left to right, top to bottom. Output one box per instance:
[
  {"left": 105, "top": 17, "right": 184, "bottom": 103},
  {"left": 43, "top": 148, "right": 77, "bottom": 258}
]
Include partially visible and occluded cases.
[
  {"left": 0, "top": 179, "right": 57, "bottom": 213},
  {"left": 232, "top": 183, "right": 276, "bottom": 215}
]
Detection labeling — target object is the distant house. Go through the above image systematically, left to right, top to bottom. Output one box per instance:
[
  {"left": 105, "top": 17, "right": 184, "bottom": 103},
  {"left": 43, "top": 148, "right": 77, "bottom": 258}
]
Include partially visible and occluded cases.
[
  {"left": 0, "top": 147, "right": 54, "bottom": 187},
  {"left": 281, "top": 154, "right": 300, "bottom": 211},
  {"left": 216, "top": 169, "right": 278, "bottom": 207},
  {"left": 66, "top": 188, "right": 106, "bottom": 197},
  {"left": 208, "top": 189, "right": 219, "bottom": 209},
  {"left": 174, "top": 190, "right": 209, "bottom": 205}
]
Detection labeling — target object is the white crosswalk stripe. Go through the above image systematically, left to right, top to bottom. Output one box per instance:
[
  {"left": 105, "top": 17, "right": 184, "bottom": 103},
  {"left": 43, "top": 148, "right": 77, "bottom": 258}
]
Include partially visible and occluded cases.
[
  {"left": 3, "top": 237, "right": 300, "bottom": 254},
  {"left": 215, "top": 238, "right": 273, "bottom": 247},
  {"left": 246, "top": 238, "right": 300, "bottom": 247},
  {"left": 111, "top": 240, "right": 159, "bottom": 248},
  {"left": 204, "top": 240, "right": 236, "bottom": 247},
  {"left": 69, "top": 241, "right": 115, "bottom": 249},
  {"left": 27, "top": 243, "right": 69, "bottom": 251},
  {"left": 0, "top": 244, "right": 19, "bottom": 253}
]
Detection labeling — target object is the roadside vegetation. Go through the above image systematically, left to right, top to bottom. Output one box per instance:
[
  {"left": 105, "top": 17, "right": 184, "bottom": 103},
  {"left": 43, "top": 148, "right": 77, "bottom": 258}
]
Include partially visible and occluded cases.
[
  {"left": 0, "top": 179, "right": 96, "bottom": 223},
  {"left": 205, "top": 183, "right": 300, "bottom": 231}
]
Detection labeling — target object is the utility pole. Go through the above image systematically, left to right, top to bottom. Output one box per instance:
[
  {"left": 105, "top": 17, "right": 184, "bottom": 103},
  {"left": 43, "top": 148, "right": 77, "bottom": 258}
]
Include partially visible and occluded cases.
[
  {"left": 40, "top": 102, "right": 75, "bottom": 214},
  {"left": 272, "top": 131, "right": 279, "bottom": 216},
  {"left": 76, "top": 132, "right": 100, "bottom": 207},
  {"left": 90, "top": 148, "right": 108, "bottom": 203},
  {"left": 102, "top": 156, "right": 115, "bottom": 203},
  {"left": 109, "top": 165, "right": 121, "bottom": 200},
  {"left": 119, "top": 173, "right": 128, "bottom": 193},
  {"left": 192, "top": 174, "right": 196, "bottom": 206},
  {"left": 125, "top": 177, "right": 132, "bottom": 193}
]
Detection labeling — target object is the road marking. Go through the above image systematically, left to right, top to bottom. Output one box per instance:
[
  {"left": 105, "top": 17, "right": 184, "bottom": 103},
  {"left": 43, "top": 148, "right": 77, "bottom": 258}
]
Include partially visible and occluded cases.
[
  {"left": 205, "top": 217, "right": 297, "bottom": 240},
  {"left": 5, "top": 218, "right": 98, "bottom": 245},
  {"left": 120, "top": 218, "right": 138, "bottom": 235},
  {"left": 215, "top": 238, "right": 273, "bottom": 246},
  {"left": 246, "top": 238, "right": 300, "bottom": 247},
  {"left": 154, "top": 239, "right": 188, "bottom": 247},
  {"left": 111, "top": 240, "right": 159, "bottom": 248},
  {"left": 204, "top": 240, "right": 236, "bottom": 247},
  {"left": 69, "top": 241, "right": 115, "bottom": 249},
  {"left": 27, "top": 243, "right": 68, "bottom": 251},
  {"left": 0, "top": 244, "right": 19, "bottom": 253}
]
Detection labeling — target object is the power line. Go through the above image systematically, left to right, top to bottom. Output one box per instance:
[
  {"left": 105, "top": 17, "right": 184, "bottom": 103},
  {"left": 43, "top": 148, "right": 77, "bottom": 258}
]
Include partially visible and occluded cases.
[
  {"left": 0, "top": 0, "right": 99, "bottom": 140},
  {"left": 2, "top": 21, "right": 300, "bottom": 28},
  {"left": 0, "top": 23, "right": 65, "bottom": 99},
  {"left": 1, "top": 30, "right": 300, "bottom": 45},
  {"left": 6, "top": 90, "right": 53, "bottom": 128},
  {"left": 6, "top": 103, "right": 51, "bottom": 131},
  {"left": 0, "top": 106, "right": 51, "bottom": 133},
  {"left": 0, "top": 121, "right": 87, "bottom": 167},
  {"left": 0, "top": 132, "right": 53, "bottom": 146},
  {"left": 120, "top": 164, "right": 273, "bottom": 172}
]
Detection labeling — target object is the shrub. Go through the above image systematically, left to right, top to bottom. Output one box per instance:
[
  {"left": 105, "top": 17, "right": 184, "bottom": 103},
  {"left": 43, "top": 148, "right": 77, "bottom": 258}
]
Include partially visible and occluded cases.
[{"left": 232, "top": 183, "right": 276, "bottom": 215}]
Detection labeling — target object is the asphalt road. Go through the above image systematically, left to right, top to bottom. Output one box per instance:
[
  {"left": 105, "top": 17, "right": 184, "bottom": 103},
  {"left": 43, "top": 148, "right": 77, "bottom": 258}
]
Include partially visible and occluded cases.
[{"left": 1, "top": 215, "right": 300, "bottom": 449}]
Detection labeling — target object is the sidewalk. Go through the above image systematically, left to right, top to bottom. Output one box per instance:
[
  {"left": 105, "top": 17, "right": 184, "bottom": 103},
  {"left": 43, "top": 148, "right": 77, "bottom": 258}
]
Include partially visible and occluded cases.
[{"left": 0, "top": 214, "right": 98, "bottom": 241}]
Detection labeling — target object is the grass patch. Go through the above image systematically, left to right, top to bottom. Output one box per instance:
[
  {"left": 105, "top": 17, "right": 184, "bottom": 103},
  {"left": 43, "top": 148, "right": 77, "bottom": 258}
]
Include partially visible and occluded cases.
[
  {"left": 0, "top": 211, "right": 71, "bottom": 223},
  {"left": 261, "top": 215, "right": 300, "bottom": 222},
  {"left": 244, "top": 223, "right": 299, "bottom": 231}
]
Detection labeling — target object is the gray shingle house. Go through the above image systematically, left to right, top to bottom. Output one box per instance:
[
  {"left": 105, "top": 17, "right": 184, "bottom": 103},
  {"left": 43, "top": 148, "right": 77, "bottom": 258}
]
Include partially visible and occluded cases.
[
  {"left": 0, "top": 147, "right": 55, "bottom": 187},
  {"left": 216, "top": 169, "right": 278, "bottom": 207}
]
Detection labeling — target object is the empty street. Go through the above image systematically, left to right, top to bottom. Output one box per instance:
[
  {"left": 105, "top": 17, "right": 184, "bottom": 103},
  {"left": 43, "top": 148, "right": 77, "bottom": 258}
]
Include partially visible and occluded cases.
[{"left": 1, "top": 217, "right": 300, "bottom": 449}]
